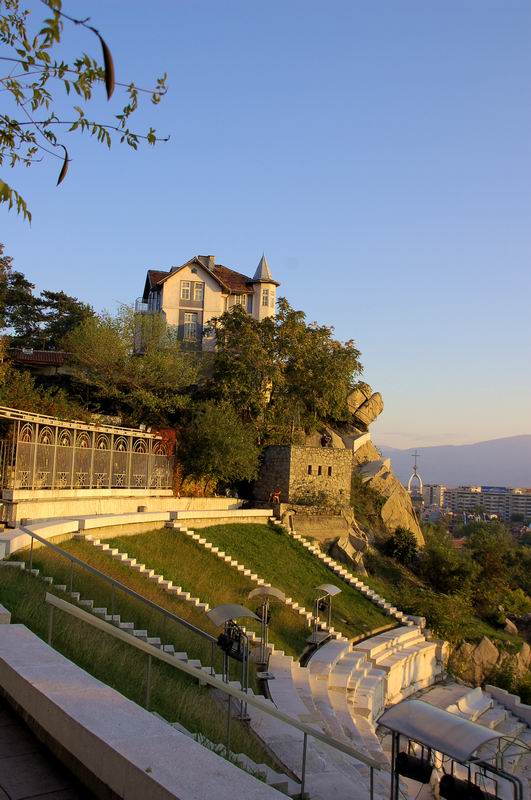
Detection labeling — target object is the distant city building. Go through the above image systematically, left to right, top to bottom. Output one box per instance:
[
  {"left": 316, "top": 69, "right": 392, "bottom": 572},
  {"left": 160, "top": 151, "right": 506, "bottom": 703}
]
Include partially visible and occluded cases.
[
  {"left": 136, "top": 254, "right": 279, "bottom": 350},
  {"left": 422, "top": 484, "right": 446, "bottom": 507},
  {"left": 443, "top": 486, "right": 531, "bottom": 521}
]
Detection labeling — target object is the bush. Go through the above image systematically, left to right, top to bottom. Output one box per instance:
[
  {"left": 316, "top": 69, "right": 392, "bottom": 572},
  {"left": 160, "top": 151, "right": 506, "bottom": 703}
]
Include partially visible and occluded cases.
[{"left": 385, "top": 527, "right": 418, "bottom": 566}]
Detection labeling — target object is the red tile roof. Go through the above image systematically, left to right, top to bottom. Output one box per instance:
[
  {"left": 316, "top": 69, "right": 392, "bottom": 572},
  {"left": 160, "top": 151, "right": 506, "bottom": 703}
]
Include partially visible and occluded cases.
[
  {"left": 212, "top": 264, "right": 254, "bottom": 294},
  {"left": 147, "top": 269, "right": 169, "bottom": 286},
  {"left": 10, "top": 349, "right": 66, "bottom": 366}
]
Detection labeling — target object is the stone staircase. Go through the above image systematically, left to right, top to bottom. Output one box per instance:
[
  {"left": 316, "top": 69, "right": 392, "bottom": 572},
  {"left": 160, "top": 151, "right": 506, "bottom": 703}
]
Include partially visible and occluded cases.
[
  {"left": 273, "top": 520, "right": 413, "bottom": 626},
  {"left": 164, "top": 521, "right": 349, "bottom": 642},
  {"left": 74, "top": 532, "right": 212, "bottom": 613},
  {"left": 6, "top": 559, "right": 233, "bottom": 686},
  {"left": 417, "top": 684, "right": 531, "bottom": 800},
  {"left": 151, "top": 712, "right": 301, "bottom": 797}
]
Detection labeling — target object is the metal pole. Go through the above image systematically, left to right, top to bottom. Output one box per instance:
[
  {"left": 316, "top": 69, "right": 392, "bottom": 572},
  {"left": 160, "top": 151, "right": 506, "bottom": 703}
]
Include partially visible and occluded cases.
[
  {"left": 29, "top": 536, "right": 34, "bottom": 573},
  {"left": 328, "top": 596, "right": 332, "bottom": 629},
  {"left": 47, "top": 605, "right": 54, "bottom": 645},
  {"left": 211, "top": 641, "right": 215, "bottom": 677},
  {"left": 145, "top": 654, "right": 152, "bottom": 710},
  {"left": 225, "top": 695, "right": 231, "bottom": 759},
  {"left": 390, "top": 731, "right": 395, "bottom": 800},
  {"left": 300, "top": 732, "right": 308, "bottom": 799},
  {"left": 370, "top": 766, "right": 374, "bottom": 800}
]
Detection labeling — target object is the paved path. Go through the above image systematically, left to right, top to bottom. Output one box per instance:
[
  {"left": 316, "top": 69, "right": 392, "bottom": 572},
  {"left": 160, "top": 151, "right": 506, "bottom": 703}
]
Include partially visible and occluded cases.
[{"left": 0, "top": 697, "right": 92, "bottom": 800}]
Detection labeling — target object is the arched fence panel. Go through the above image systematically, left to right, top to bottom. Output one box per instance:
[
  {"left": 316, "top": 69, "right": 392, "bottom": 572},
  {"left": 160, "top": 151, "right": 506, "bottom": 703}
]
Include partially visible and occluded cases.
[{"left": 0, "top": 409, "right": 174, "bottom": 492}]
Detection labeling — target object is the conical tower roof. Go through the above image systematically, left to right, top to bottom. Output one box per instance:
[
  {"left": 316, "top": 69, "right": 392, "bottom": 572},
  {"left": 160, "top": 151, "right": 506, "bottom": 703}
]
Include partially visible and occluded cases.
[{"left": 253, "top": 254, "right": 273, "bottom": 281}]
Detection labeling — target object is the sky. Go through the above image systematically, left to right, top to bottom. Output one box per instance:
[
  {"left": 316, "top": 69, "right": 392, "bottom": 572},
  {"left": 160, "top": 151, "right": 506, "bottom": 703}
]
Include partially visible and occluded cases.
[{"left": 2, "top": 1, "right": 530, "bottom": 449}]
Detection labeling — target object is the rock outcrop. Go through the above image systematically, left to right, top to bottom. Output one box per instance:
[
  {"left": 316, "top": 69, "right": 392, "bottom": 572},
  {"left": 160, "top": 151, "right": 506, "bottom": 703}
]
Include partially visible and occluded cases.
[
  {"left": 347, "top": 383, "right": 384, "bottom": 431},
  {"left": 451, "top": 636, "right": 531, "bottom": 685}
]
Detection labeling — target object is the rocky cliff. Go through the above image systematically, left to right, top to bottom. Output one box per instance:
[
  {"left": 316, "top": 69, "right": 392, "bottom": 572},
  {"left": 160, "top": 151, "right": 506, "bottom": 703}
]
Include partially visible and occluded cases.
[{"left": 330, "top": 382, "right": 424, "bottom": 545}]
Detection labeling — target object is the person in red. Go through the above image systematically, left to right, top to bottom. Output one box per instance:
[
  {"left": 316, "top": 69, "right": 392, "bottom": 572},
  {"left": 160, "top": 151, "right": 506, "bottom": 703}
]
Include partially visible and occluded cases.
[{"left": 271, "top": 487, "right": 281, "bottom": 504}]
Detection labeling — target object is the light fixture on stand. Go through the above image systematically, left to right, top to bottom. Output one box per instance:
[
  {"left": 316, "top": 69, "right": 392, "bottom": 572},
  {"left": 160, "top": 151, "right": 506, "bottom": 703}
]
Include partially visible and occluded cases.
[
  {"left": 310, "top": 584, "right": 342, "bottom": 644},
  {"left": 248, "top": 585, "right": 286, "bottom": 666},
  {"left": 206, "top": 603, "right": 259, "bottom": 720}
]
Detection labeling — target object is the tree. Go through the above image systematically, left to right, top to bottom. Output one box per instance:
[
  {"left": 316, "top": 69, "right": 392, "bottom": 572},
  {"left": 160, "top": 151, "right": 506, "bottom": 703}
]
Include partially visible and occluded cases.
[
  {"left": 1, "top": 0, "right": 168, "bottom": 221},
  {"left": 0, "top": 243, "right": 94, "bottom": 347},
  {"left": 2, "top": 268, "right": 43, "bottom": 344},
  {"left": 40, "top": 289, "right": 93, "bottom": 348},
  {"left": 207, "top": 298, "right": 363, "bottom": 441},
  {"left": 274, "top": 298, "right": 362, "bottom": 426},
  {"left": 206, "top": 306, "right": 280, "bottom": 426},
  {"left": 64, "top": 307, "right": 199, "bottom": 424},
  {"left": 0, "top": 340, "right": 86, "bottom": 417},
  {"left": 178, "top": 401, "right": 260, "bottom": 490},
  {"left": 385, "top": 527, "right": 419, "bottom": 566},
  {"left": 418, "top": 530, "right": 477, "bottom": 596}
]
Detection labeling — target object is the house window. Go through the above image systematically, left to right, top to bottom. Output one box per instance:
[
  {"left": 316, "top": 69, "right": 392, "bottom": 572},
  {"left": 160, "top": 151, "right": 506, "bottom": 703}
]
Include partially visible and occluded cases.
[
  {"left": 181, "top": 281, "right": 191, "bottom": 300},
  {"left": 194, "top": 282, "right": 204, "bottom": 302},
  {"left": 262, "top": 288, "right": 270, "bottom": 307},
  {"left": 270, "top": 291, "right": 275, "bottom": 308},
  {"left": 228, "top": 294, "right": 245, "bottom": 308},
  {"left": 247, "top": 295, "right": 253, "bottom": 313},
  {"left": 183, "top": 312, "right": 198, "bottom": 340},
  {"left": 307, "top": 465, "right": 312, "bottom": 475},
  {"left": 317, "top": 466, "right": 322, "bottom": 476},
  {"left": 328, "top": 466, "right": 333, "bottom": 477}
]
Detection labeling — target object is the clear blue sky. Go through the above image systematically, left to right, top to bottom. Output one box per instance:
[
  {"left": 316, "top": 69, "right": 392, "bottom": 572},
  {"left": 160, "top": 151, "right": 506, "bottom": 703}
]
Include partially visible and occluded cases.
[{"left": 3, "top": 1, "right": 530, "bottom": 448}]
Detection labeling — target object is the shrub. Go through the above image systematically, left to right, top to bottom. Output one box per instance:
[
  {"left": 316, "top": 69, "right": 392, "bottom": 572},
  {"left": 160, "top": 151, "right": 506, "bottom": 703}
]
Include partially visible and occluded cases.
[{"left": 385, "top": 527, "right": 418, "bottom": 566}]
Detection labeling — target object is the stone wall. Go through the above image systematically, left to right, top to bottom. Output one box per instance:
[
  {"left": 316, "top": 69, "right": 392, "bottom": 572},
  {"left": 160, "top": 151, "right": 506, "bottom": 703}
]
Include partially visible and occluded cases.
[
  {"left": 254, "top": 445, "right": 352, "bottom": 504},
  {"left": 289, "top": 445, "right": 353, "bottom": 504},
  {"left": 253, "top": 446, "right": 291, "bottom": 502}
]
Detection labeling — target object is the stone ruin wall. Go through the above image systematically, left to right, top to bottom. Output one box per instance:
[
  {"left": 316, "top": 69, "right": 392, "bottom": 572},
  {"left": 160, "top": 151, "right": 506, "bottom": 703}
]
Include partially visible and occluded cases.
[
  {"left": 254, "top": 445, "right": 352, "bottom": 505},
  {"left": 289, "top": 445, "right": 353, "bottom": 504},
  {"left": 253, "top": 446, "right": 291, "bottom": 503}
]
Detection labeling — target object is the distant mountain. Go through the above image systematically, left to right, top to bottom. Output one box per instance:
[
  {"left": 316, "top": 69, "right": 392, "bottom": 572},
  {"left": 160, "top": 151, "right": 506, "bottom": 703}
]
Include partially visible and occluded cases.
[{"left": 377, "top": 435, "right": 531, "bottom": 487}]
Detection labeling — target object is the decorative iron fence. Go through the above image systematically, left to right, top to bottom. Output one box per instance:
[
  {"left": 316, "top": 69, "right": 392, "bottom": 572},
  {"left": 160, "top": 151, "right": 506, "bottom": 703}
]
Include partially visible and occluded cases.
[{"left": 0, "top": 408, "right": 174, "bottom": 491}]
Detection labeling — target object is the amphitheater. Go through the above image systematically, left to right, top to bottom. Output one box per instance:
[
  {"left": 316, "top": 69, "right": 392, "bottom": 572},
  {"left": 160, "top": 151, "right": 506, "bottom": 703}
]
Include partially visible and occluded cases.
[{"left": 0, "top": 408, "right": 529, "bottom": 800}]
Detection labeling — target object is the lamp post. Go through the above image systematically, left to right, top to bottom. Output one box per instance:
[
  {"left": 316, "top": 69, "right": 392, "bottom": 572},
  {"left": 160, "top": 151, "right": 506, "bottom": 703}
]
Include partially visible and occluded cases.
[
  {"left": 312, "top": 584, "right": 342, "bottom": 642},
  {"left": 247, "top": 585, "right": 286, "bottom": 665},
  {"left": 206, "top": 603, "right": 259, "bottom": 720}
]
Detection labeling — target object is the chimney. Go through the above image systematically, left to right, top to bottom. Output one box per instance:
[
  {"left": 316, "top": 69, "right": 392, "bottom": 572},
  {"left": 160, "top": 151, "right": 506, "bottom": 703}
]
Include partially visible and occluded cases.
[{"left": 207, "top": 255, "right": 215, "bottom": 271}]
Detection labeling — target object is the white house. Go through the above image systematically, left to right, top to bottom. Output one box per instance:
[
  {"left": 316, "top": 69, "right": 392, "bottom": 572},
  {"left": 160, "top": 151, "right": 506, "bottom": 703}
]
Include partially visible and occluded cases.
[{"left": 136, "top": 254, "right": 279, "bottom": 349}]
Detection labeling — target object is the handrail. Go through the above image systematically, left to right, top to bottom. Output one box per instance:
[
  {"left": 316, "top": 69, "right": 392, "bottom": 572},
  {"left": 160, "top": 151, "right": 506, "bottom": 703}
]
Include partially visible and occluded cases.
[
  {"left": 22, "top": 526, "right": 217, "bottom": 644},
  {"left": 45, "top": 592, "right": 382, "bottom": 772}
]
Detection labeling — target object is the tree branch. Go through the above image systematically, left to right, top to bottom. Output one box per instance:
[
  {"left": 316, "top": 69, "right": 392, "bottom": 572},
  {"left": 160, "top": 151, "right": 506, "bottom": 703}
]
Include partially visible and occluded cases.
[
  {"left": 0, "top": 57, "right": 167, "bottom": 96},
  {"left": 9, "top": 119, "right": 170, "bottom": 142}
]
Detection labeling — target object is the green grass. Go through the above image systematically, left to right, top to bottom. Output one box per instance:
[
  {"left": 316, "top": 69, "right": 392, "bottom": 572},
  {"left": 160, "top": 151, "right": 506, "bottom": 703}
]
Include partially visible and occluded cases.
[
  {"left": 167, "top": 523, "right": 391, "bottom": 640},
  {"left": 0, "top": 566, "right": 274, "bottom": 767}
]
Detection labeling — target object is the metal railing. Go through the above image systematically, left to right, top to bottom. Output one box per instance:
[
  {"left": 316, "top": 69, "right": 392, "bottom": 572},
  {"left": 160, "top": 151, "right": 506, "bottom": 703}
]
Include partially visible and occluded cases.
[
  {"left": 22, "top": 526, "right": 226, "bottom": 679},
  {"left": 46, "top": 592, "right": 381, "bottom": 799}
]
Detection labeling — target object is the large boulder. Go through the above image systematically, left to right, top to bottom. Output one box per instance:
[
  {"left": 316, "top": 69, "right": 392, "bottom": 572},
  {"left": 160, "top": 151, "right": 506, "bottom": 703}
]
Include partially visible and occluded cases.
[
  {"left": 347, "top": 383, "right": 373, "bottom": 415},
  {"left": 353, "top": 392, "right": 384, "bottom": 428},
  {"left": 352, "top": 438, "right": 381, "bottom": 465},
  {"left": 363, "top": 466, "right": 424, "bottom": 544},
  {"left": 330, "top": 534, "right": 368, "bottom": 575},
  {"left": 452, "top": 637, "right": 500, "bottom": 685}
]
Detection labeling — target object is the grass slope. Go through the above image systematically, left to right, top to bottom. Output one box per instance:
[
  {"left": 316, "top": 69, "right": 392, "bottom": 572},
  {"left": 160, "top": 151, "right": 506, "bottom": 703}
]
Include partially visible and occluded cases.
[
  {"left": 165, "top": 523, "right": 391, "bottom": 639},
  {"left": 0, "top": 565, "right": 274, "bottom": 767}
]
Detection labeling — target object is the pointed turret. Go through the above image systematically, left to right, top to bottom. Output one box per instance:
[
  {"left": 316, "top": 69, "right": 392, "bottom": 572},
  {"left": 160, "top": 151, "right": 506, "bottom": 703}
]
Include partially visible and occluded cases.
[
  {"left": 250, "top": 253, "right": 280, "bottom": 321},
  {"left": 253, "top": 253, "right": 273, "bottom": 282}
]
